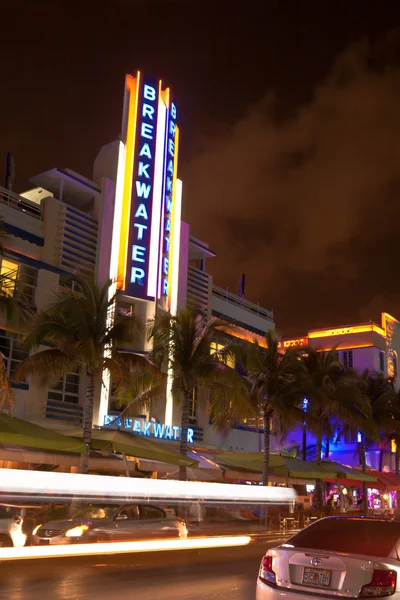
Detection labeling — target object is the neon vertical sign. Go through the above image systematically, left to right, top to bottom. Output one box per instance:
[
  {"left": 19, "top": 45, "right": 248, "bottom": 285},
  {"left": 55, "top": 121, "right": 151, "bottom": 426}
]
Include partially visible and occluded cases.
[{"left": 113, "top": 72, "right": 181, "bottom": 303}]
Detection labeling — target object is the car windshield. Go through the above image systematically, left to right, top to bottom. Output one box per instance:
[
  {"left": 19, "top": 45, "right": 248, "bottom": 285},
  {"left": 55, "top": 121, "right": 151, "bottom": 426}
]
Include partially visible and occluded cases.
[
  {"left": 71, "top": 505, "right": 117, "bottom": 520},
  {"left": 0, "top": 506, "right": 12, "bottom": 519},
  {"left": 289, "top": 518, "right": 400, "bottom": 558}
]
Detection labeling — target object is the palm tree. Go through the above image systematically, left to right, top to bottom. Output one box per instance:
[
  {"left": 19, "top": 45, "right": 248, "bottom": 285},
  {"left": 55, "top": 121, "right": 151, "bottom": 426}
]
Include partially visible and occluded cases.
[
  {"left": 17, "top": 276, "right": 151, "bottom": 474},
  {"left": 149, "top": 308, "right": 250, "bottom": 480},
  {"left": 213, "top": 330, "right": 304, "bottom": 486},
  {"left": 301, "top": 349, "right": 373, "bottom": 512},
  {"left": 0, "top": 353, "right": 13, "bottom": 414},
  {"left": 354, "top": 372, "right": 400, "bottom": 510}
]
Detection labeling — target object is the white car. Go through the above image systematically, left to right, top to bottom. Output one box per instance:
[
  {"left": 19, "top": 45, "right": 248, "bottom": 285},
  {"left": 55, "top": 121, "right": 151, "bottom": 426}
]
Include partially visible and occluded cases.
[
  {"left": 0, "top": 505, "right": 27, "bottom": 547},
  {"left": 257, "top": 516, "right": 400, "bottom": 600}
]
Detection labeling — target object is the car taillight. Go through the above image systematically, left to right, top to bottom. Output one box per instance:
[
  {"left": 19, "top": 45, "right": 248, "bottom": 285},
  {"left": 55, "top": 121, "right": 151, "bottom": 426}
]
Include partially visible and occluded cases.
[
  {"left": 259, "top": 555, "right": 276, "bottom": 586},
  {"left": 359, "top": 569, "right": 397, "bottom": 597}
]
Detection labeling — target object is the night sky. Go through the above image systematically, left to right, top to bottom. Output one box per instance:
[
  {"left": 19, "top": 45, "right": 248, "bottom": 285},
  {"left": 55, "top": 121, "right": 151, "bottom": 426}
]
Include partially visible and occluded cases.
[{"left": 2, "top": 0, "right": 400, "bottom": 335}]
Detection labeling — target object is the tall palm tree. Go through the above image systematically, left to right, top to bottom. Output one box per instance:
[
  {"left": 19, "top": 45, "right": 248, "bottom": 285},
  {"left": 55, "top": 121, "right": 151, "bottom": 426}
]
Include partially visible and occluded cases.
[
  {"left": 17, "top": 277, "right": 150, "bottom": 473},
  {"left": 150, "top": 308, "right": 250, "bottom": 480},
  {"left": 213, "top": 330, "right": 304, "bottom": 486},
  {"left": 301, "top": 349, "right": 373, "bottom": 512},
  {"left": 354, "top": 372, "right": 399, "bottom": 511}
]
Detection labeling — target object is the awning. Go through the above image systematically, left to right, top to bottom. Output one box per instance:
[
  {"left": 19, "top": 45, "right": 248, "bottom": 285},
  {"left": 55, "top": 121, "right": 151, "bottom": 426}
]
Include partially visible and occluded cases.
[
  {"left": 0, "top": 414, "right": 85, "bottom": 454},
  {"left": 57, "top": 427, "right": 198, "bottom": 468},
  {"left": 0, "top": 447, "right": 141, "bottom": 476},
  {"left": 213, "top": 452, "right": 336, "bottom": 479},
  {"left": 310, "top": 461, "right": 377, "bottom": 482},
  {"left": 353, "top": 468, "right": 400, "bottom": 490}
]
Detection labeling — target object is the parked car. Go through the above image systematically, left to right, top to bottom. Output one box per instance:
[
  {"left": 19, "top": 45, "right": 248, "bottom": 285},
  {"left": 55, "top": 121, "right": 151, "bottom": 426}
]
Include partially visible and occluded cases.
[
  {"left": 32, "top": 503, "right": 188, "bottom": 545},
  {"left": 0, "top": 504, "right": 28, "bottom": 547},
  {"left": 257, "top": 516, "right": 400, "bottom": 600}
]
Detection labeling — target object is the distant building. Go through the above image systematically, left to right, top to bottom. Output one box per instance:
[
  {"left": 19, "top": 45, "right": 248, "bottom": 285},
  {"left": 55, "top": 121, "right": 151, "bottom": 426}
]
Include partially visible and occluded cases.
[{"left": 281, "top": 313, "right": 400, "bottom": 470}]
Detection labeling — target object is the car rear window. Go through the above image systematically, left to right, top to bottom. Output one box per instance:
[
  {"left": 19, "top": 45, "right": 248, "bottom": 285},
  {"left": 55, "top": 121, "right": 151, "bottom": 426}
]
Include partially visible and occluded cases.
[{"left": 289, "top": 519, "right": 400, "bottom": 558}]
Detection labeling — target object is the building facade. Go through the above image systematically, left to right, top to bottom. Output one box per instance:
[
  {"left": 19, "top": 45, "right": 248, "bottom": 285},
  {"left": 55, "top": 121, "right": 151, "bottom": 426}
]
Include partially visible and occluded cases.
[{"left": 0, "top": 72, "right": 275, "bottom": 457}]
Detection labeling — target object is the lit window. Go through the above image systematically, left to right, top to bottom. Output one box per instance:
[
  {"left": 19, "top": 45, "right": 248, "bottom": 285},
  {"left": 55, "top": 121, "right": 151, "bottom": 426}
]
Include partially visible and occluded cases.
[
  {"left": 0, "top": 259, "right": 18, "bottom": 296},
  {"left": 210, "top": 342, "right": 235, "bottom": 368}
]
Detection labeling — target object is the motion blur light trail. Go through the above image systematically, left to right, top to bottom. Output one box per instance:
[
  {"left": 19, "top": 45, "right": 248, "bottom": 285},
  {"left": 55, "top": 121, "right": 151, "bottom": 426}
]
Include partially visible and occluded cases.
[
  {"left": 0, "top": 469, "right": 295, "bottom": 504},
  {"left": 0, "top": 536, "right": 251, "bottom": 562}
]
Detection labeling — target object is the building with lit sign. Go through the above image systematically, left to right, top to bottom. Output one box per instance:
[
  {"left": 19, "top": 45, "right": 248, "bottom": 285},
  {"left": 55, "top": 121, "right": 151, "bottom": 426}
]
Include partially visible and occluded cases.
[
  {"left": 0, "top": 71, "right": 276, "bottom": 473},
  {"left": 280, "top": 313, "right": 400, "bottom": 472}
]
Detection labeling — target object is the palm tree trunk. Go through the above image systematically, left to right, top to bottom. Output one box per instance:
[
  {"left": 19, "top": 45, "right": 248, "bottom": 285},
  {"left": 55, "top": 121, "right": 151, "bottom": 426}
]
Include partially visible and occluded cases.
[
  {"left": 79, "top": 372, "right": 95, "bottom": 475},
  {"left": 179, "top": 389, "right": 191, "bottom": 481},
  {"left": 262, "top": 407, "right": 272, "bottom": 486},
  {"left": 302, "top": 425, "right": 307, "bottom": 461},
  {"left": 314, "top": 436, "right": 323, "bottom": 512},
  {"left": 325, "top": 436, "right": 330, "bottom": 459},
  {"left": 359, "top": 438, "right": 368, "bottom": 516},
  {"left": 379, "top": 449, "right": 384, "bottom": 472}
]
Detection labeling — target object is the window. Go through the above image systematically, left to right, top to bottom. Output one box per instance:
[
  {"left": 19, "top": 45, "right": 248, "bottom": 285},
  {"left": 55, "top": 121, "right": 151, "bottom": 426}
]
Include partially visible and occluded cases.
[
  {"left": 0, "top": 259, "right": 37, "bottom": 304},
  {"left": 0, "top": 259, "right": 18, "bottom": 296},
  {"left": 59, "top": 276, "right": 82, "bottom": 293},
  {"left": 117, "top": 301, "right": 135, "bottom": 317},
  {"left": 0, "top": 332, "right": 29, "bottom": 382},
  {"left": 210, "top": 342, "right": 234, "bottom": 368},
  {"left": 342, "top": 350, "right": 353, "bottom": 370},
  {"left": 379, "top": 351, "right": 385, "bottom": 373},
  {"left": 47, "top": 372, "right": 80, "bottom": 404},
  {"left": 189, "top": 387, "right": 197, "bottom": 425},
  {"left": 241, "top": 406, "right": 264, "bottom": 430},
  {"left": 72, "top": 505, "right": 116, "bottom": 520},
  {"left": 117, "top": 505, "right": 140, "bottom": 520},
  {"left": 140, "top": 506, "right": 165, "bottom": 520},
  {"left": 289, "top": 518, "right": 400, "bottom": 558}
]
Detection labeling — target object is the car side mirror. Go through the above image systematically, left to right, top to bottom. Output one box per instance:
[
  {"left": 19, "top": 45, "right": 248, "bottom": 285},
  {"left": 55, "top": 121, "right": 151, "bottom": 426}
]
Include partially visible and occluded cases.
[{"left": 115, "top": 514, "right": 128, "bottom": 521}]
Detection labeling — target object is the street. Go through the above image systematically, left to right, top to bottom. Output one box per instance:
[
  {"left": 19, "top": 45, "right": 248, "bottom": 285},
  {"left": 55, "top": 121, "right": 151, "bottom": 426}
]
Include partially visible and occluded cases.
[{"left": 0, "top": 535, "right": 286, "bottom": 600}]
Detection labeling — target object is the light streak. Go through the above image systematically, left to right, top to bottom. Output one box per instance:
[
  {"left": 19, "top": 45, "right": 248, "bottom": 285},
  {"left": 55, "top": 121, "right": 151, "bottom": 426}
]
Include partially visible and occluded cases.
[
  {"left": 0, "top": 469, "right": 296, "bottom": 504},
  {"left": 0, "top": 536, "right": 251, "bottom": 562}
]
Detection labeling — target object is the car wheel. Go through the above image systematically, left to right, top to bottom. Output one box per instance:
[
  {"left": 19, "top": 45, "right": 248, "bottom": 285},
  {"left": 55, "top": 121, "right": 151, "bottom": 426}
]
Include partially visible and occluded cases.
[{"left": 0, "top": 535, "right": 12, "bottom": 548}]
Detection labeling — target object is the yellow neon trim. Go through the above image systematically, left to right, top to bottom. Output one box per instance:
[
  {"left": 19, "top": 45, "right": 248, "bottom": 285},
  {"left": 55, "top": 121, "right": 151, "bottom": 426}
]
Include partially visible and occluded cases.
[
  {"left": 117, "top": 72, "right": 140, "bottom": 290},
  {"left": 168, "top": 124, "right": 179, "bottom": 307},
  {"left": 308, "top": 324, "right": 385, "bottom": 339},
  {"left": 316, "top": 343, "right": 374, "bottom": 352}
]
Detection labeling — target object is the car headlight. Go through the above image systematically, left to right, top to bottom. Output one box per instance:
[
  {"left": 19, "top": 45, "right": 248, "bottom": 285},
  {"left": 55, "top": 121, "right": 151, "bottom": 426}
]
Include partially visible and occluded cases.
[
  {"left": 32, "top": 524, "right": 42, "bottom": 536},
  {"left": 65, "top": 525, "right": 89, "bottom": 537}
]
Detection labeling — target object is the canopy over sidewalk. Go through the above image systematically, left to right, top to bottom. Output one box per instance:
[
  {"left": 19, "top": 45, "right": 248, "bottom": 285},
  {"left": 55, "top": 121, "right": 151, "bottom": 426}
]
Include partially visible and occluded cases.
[
  {"left": 0, "top": 413, "right": 85, "bottom": 454},
  {"left": 60, "top": 427, "right": 199, "bottom": 468},
  {"left": 214, "top": 452, "right": 337, "bottom": 479}
]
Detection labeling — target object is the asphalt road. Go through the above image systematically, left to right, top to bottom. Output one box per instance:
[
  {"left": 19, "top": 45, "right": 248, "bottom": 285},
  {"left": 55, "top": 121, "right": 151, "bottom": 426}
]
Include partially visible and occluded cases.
[{"left": 0, "top": 535, "right": 287, "bottom": 600}]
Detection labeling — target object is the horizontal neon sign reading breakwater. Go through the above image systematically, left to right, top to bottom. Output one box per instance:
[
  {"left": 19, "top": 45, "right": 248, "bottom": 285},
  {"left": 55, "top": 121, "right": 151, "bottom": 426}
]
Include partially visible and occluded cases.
[{"left": 104, "top": 415, "right": 194, "bottom": 443}]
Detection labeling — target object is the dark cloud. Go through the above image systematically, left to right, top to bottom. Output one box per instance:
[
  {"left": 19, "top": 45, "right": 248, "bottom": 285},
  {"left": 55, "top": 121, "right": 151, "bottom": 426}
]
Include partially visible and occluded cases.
[{"left": 183, "top": 34, "right": 400, "bottom": 335}]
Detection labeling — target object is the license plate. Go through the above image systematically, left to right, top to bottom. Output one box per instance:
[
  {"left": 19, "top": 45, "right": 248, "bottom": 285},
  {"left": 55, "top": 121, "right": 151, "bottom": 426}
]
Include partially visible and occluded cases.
[
  {"left": 39, "top": 539, "right": 50, "bottom": 545},
  {"left": 303, "top": 567, "right": 331, "bottom": 587}
]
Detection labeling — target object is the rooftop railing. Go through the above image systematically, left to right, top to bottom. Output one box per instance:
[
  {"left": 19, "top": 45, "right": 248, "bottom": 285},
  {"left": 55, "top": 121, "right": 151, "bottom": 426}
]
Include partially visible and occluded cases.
[
  {"left": 0, "top": 185, "right": 43, "bottom": 220},
  {"left": 212, "top": 284, "right": 273, "bottom": 320}
]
